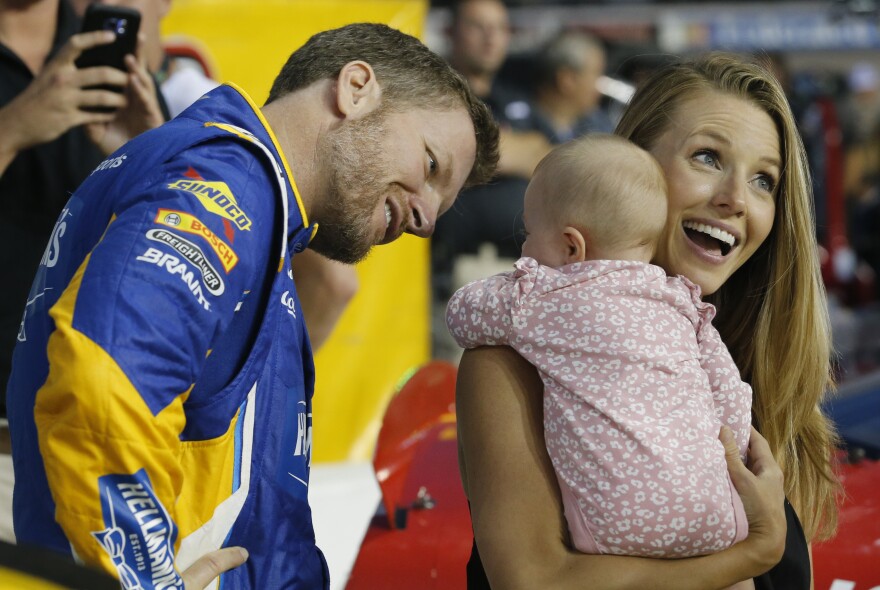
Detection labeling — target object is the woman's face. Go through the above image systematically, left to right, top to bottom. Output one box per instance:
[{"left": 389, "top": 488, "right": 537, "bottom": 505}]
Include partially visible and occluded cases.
[{"left": 649, "top": 90, "right": 781, "bottom": 295}]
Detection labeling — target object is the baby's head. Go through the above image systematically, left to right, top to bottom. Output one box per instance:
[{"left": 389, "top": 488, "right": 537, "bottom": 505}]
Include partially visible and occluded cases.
[{"left": 521, "top": 134, "right": 668, "bottom": 267}]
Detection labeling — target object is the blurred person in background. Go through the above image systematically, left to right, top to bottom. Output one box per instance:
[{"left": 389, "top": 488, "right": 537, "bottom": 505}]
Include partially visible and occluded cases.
[
  {"left": 0, "top": 0, "right": 164, "bottom": 543},
  {"left": 432, "top": 0, "right": 550, "bottom": 296},
  {"left": 528, "top": 31, "right": 613, "bottom": 143},
  {"left": 840, "top": 61, "right": 880, "bottom": 153},
  {"left": 840, "top": 62, "right": 880, "bottom": 284}
]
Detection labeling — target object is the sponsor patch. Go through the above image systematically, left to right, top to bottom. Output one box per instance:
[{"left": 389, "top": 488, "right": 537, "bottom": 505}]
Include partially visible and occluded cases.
[
  {"left": 91, "top": 154, "right": 127, "bottom": 175},
  {"left": 167, "top": 168, "right": 251, "bottom": 231},
  {"left": 40, "top": 206, "right": 72, "bottom": 269},
  {"left": 154, "top": 209, "right": 239, "bottom": 272},
  {"left": 145, "top": 229, "right": 224, "bottom": 296},
  {"left": 136, "top": 247, "right": 212, "bottom": 311},
  {"left": 281, "top": 291, "right": 296, "bottom": 318},
  {"left": 278, "top": 394, "right": 312, "bottom": 500},
  {"left": 92, "top": 469, "right": 183, "bottom": 590}
]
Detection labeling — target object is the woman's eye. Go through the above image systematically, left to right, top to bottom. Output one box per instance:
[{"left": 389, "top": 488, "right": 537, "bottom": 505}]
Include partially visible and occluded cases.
[
  {"left": 693, "top": 150, "right": 718, "bottom": 167},
  {"left": 428, "top": 153, "right": 437, "bottom": 174},
  {"left": 754, "top": 174, "right": 776, "bottom": 193}
]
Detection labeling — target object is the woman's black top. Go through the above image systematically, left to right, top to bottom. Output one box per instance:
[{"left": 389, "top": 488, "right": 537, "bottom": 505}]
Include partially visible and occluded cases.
[{"left": 466, "top": 499, "right": 810, "bottom": 589}]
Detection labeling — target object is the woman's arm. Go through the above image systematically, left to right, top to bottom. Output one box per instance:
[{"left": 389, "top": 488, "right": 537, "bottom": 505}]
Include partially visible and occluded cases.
[{"left": 456, "top": 346, "right": 787, "bottom": 590}]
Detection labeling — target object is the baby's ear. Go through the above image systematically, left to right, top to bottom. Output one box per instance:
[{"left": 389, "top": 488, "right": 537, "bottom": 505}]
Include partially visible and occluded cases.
[{"left": 562, "top": 227, "right": 587, "bottom": 264}]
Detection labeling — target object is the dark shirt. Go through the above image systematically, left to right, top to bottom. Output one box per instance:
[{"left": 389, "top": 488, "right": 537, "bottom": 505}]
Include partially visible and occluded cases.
[
  {"left": 0, "top": 0, "right": 104, "bottom": 417},
  {"left": 0, "top": 1, "right": 169, "bottom": 416},
  {"left": 525, "top": 106, "right": 615, "bottom": 144},
  {"left": 754, "top": 499, "right": 811, "bottom": 590},
  {"left": 465, "top": 500, "right": 810, "bottom": 589}
]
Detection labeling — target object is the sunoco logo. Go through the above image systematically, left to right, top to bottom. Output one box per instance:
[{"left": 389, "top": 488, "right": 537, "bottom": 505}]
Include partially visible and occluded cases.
[
  {"left": 167, "top": 179, "right": 252, "bottom": 231},
  {"left": 145, "top": 229, "right": 224, "bottom": 296},
  {"left": 92, "top": 470, "right": 183, "bottom": 589}
]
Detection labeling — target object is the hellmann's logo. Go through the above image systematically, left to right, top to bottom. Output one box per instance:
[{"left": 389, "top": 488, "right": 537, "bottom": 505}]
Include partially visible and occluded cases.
[
  {"left": 168, "top": 178, "right": 252, "bottom": 231},
  {"left": 92, "top": 469, "right": 183, "bottom": 590}
]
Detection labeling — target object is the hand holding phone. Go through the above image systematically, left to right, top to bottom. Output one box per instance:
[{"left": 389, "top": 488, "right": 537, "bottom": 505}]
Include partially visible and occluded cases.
[{"left": 75, "top": 4, "right": 141, "bottom": 112}]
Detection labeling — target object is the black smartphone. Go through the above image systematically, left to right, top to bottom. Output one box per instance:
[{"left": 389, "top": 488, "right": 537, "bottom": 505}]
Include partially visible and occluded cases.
[{"left": 75, "top": 3, "right": 141, "bottom": 111}]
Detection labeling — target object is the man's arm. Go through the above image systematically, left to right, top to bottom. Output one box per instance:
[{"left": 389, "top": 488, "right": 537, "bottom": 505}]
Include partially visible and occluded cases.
[{"left": 456, "top": 346, "right": 787, "bottom": 590}]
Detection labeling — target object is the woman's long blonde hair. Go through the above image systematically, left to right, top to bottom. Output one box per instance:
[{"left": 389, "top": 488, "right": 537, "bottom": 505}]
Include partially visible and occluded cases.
[{"left": 616, "top": 53, "right": 840, "bottom": 540}]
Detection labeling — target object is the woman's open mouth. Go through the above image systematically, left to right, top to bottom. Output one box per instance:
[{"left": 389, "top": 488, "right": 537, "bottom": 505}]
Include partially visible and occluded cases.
[{"left": 682, "top": 221, "right": 737, "bottom": 257}]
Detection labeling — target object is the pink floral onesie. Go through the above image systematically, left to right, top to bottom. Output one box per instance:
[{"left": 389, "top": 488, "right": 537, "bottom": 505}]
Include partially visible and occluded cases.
[{"left": 447, "top": 257, "right": 751, "bottom": 557}]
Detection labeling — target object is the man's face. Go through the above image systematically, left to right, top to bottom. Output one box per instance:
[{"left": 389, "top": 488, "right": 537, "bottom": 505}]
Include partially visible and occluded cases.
[
  {"left": 451, "top": 0, "right": 510, "bottom": 77},
  {"left": 573, "top": 47, "right": 605, "bottom": 115},
  {"left": 309, "top": 103, "right": 477, "bottom": 264}
]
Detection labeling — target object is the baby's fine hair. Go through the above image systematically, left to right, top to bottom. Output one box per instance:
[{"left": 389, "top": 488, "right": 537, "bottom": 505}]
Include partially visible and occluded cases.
[{"left": 533, "top": 134, "right": 668, "bottom": 251}]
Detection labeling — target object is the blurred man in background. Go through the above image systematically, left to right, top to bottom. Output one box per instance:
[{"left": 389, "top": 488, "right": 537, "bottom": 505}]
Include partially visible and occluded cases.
[
  {"left": 0, "top": 0, "right": 164, "bottom": 542},
  {"left": 530, "top": 31, "right": 613, "bottom": 142}
]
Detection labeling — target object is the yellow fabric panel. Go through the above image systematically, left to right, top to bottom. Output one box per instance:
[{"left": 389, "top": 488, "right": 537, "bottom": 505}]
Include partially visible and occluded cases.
[
  {"left": 162, "top": 1, "right": 431, "bottom": 462},
  {"left": 34, "top": 255, "right": 189, "bottom": 577},
  {"left": 175, "top": 413, "right": 238, "bottom": 539}
]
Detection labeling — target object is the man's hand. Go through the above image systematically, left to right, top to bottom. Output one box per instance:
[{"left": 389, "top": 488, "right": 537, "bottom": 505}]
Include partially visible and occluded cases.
[
  {"left": 0, "top": 30, "right": 129, "bottom": 161},
  {"left": 86, "top": 35, "right": 165, "bottom": 155},
  {"left": 721, "top": 426, "right": 787, "bottom": 576},
  {"left": 182, "top": 546, "right": 248, "bottom": 589}
]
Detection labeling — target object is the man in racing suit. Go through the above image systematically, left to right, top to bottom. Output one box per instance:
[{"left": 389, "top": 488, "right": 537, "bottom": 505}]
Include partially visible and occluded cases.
[{"left": 7, "top": 23, "right": 497, "bottom": 589}]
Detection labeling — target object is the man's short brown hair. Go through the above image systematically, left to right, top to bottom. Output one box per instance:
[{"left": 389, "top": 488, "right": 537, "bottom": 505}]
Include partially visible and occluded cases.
[{"left": 266, "top": 23, "right": 498, "bottom": 187}]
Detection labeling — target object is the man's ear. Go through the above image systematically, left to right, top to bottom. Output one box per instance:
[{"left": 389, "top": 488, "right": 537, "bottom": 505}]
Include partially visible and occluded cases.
[
  {"left": 335, "top": 61, "right": 382, "bottom": 118},
  {"left": 562, "top": 226, "right": 587, "bottom": 264}
]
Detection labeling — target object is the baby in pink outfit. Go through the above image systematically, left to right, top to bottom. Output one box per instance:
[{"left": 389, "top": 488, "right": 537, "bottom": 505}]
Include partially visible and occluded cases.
[{"left": 447, "top": 135, "right": 752, "bottom": 562}]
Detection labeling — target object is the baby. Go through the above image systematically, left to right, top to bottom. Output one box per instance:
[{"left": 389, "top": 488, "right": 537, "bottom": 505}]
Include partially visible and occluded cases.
[{"left": 447, "top": 135, "right": 753, "bottom": 562}]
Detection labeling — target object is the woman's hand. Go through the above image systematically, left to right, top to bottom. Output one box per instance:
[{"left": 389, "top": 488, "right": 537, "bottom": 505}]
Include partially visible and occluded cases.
[
  {"left": 721, "top": 426, "right": 787, "bottom": 576},
  {"left": 181, "top": 546, "right": 248, "bottom": 589}
]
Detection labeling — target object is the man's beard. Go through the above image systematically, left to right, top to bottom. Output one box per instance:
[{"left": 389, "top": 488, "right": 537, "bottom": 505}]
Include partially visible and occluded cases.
[{"left": 308, "top": 109, "right": 393, "bottom": 265}]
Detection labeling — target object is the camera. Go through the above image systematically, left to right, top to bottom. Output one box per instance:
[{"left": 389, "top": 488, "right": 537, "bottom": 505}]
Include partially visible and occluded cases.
[{"left": 103, "top": 17, "right": 128, "bottom": 36}]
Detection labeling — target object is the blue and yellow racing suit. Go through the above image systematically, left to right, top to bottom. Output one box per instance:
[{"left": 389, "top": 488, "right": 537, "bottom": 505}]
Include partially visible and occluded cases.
[{"left": 7, "top": 84, "right": 329, "bottom": 589}]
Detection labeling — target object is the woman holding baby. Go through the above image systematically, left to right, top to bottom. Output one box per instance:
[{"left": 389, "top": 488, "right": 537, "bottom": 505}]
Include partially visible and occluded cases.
[{"left": 455, "top": 53, "right": 840, "bottom": 589}]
